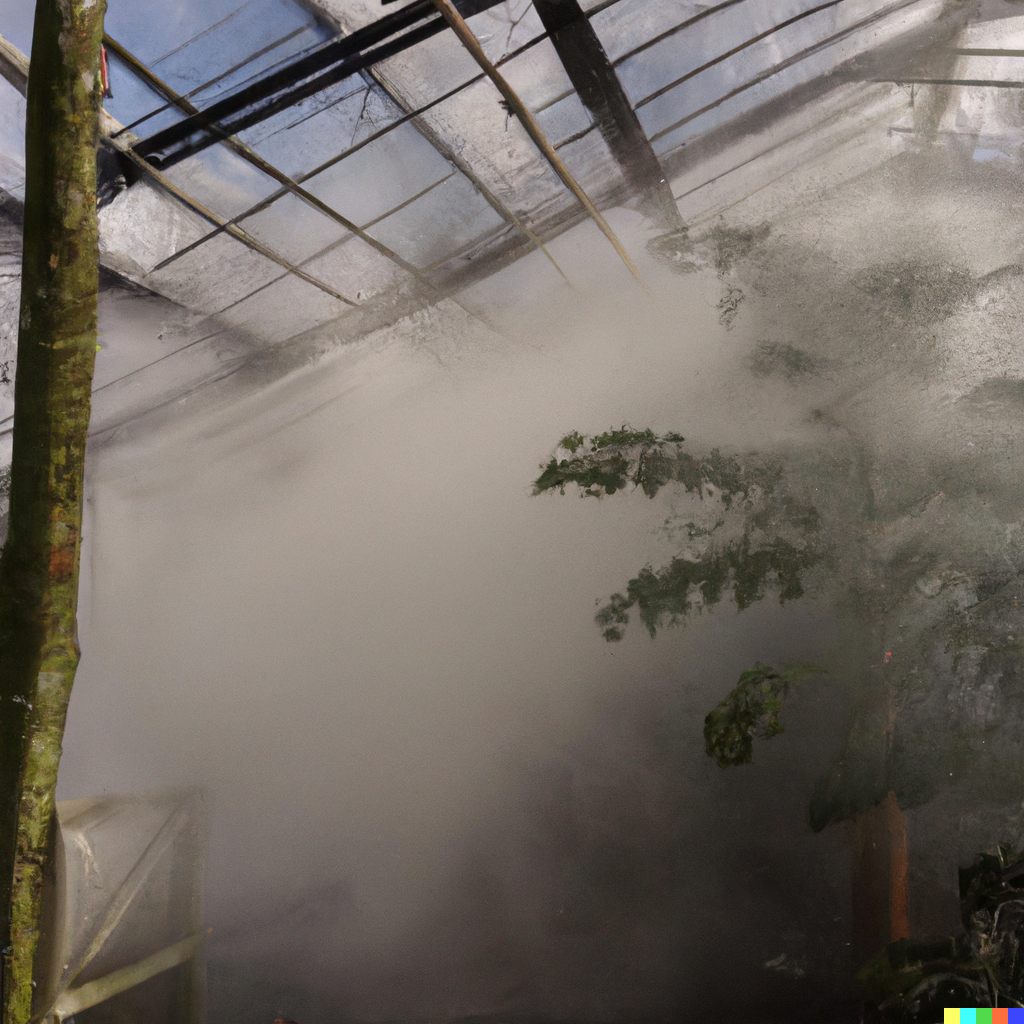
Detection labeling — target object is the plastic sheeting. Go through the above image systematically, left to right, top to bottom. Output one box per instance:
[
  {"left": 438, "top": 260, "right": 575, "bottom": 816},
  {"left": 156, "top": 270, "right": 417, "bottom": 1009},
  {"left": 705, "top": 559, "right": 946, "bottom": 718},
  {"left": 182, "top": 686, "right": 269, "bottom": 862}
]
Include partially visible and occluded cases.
[{"left": 33, "top": 791, "right": 206, "bottom": 1024}]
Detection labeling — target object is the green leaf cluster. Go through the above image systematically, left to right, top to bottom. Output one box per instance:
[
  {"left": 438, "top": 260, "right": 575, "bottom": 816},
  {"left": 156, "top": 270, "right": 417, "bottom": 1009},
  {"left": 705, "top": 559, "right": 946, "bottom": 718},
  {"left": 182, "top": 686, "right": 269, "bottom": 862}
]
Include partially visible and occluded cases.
[
  {"left": 533, "top": 426, "right": 776, "bottom": 503},
  {"left": 595, "top": 535, "right": 821, "bottom": 642},
  {"left": 703, "top": 662, "right": 823, "bottom": 768}
]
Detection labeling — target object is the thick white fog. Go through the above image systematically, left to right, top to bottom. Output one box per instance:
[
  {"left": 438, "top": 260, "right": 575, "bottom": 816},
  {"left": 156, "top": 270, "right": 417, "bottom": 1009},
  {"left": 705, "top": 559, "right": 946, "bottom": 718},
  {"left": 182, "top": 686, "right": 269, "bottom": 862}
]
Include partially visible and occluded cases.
[
  {"left": 3, "top": 111, "right": 1023, "bottom": 1022},
  {"left": 57, "top": 208, "right": 855, "bottom": 1020}
]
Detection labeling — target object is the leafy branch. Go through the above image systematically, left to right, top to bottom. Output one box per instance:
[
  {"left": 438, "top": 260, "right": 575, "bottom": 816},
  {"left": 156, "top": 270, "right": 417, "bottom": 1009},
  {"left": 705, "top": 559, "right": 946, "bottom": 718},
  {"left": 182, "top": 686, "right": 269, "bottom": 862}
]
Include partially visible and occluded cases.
[
  {"left": 533, "top": 426, "right": 778, "bottom": 504},
  {"left": 596, "top": 534, "right": 822, "bottom": 641},
  {"left": 703, "top": 662, "right": 825, "bottom": 768}
]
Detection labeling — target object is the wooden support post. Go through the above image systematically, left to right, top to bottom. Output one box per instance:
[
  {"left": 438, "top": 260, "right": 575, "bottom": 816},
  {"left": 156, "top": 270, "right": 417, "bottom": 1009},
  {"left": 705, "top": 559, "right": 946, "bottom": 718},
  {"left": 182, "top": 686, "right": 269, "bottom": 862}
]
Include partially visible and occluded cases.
[
  {"left": 0, "top": 2, "right": 107, "bottom": 1022},
  {"left": 851, "top": 791, "right": 910, "bottom": 964}
]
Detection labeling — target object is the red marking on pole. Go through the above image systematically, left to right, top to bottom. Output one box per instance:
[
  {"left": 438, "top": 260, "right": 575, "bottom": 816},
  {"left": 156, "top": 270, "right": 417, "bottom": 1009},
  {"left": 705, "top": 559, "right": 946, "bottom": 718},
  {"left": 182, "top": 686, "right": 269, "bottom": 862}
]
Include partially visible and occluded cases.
[{"left": 100, "top": 45, "right": 113, "bottom": 99}]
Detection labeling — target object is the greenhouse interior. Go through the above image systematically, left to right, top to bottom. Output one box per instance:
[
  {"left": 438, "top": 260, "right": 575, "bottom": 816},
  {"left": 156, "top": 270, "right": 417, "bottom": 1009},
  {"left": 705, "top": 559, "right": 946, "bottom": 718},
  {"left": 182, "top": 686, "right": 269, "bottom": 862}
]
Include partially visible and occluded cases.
[{"left": 0, "top": 0, "right": 1023, "bottom": 1019}]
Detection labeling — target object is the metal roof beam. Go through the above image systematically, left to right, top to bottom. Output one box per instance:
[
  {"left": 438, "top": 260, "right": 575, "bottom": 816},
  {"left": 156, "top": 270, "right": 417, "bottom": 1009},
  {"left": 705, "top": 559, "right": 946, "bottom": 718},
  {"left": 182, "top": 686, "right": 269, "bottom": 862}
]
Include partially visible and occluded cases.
[
  {"left": 131, "top": 0, "right": 512, "bottom": 169},
  {"left": 428, "top": 0, "right": 649, "bottom": 291},
  {"left": 532, "top": 0, "right": 682, "bottom": 231}
]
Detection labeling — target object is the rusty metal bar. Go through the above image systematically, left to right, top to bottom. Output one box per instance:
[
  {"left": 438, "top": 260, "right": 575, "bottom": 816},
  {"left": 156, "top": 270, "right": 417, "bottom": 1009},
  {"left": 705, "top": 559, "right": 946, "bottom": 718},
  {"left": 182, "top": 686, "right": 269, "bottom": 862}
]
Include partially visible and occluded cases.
[{"left": 428, "top": 0, "right": 648, "bottom": 292}]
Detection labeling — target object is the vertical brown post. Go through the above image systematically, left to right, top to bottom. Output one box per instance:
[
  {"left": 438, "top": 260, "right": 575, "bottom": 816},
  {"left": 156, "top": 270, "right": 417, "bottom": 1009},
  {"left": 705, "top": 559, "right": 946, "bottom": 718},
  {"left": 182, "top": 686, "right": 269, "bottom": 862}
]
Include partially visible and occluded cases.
[
  {"left": 0, "top": 1, "right": 106, "bottom": 1020},
  {"left": 851, "top": 791, "right": 910, "bottom": 964}
]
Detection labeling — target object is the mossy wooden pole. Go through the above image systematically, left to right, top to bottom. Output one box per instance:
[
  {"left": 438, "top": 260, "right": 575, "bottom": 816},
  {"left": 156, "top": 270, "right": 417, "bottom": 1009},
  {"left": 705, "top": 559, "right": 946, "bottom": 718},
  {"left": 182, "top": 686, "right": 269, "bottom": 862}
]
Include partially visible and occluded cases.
[{"left": 0, "top": 1, "right": 106, "bottom": 1021}]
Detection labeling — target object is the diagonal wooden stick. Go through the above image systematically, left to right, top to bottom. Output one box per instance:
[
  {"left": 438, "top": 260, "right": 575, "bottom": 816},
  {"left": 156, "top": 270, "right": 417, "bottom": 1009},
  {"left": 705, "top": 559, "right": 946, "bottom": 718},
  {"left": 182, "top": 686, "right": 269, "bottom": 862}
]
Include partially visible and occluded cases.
[{"left": 429, "top": 0, "right": 649, "bottom": 293}]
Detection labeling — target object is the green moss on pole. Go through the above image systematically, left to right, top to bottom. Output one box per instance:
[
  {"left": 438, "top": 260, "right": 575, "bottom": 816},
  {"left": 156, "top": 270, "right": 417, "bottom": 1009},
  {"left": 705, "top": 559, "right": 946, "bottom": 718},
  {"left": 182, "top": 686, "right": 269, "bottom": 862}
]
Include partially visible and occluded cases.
[{"left": 0, "top": 1, "right": 106, "bottom": 1020}]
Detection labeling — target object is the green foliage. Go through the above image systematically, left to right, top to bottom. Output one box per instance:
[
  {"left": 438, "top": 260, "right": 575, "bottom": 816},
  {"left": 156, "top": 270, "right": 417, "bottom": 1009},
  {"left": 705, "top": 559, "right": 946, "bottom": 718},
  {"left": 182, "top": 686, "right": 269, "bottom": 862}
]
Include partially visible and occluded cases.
[
  {"left": 533, "top": 426, "right": 777, "bottom": 503},
  {"left": 533, "top": 426, "right": 820, "bottom": 641},
  {"left": 558, "top": 430, "right": 585, "bottom": 454},
  {"left": 595, "top": 535, "right": 822, "bottom": 642},
  {"left": 703, "top": 662, "right": 824, "bottom": 767},
  {"left": 704, "top": 664, "right": 789, "bottom": 767}
]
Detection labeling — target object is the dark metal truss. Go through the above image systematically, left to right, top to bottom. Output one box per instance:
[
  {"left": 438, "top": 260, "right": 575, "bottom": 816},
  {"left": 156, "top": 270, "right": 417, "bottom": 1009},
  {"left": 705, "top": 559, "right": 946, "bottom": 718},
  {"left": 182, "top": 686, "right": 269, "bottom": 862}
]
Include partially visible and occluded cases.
[{"left": 132, "top": 0, "right": 509, "bottom": 168}]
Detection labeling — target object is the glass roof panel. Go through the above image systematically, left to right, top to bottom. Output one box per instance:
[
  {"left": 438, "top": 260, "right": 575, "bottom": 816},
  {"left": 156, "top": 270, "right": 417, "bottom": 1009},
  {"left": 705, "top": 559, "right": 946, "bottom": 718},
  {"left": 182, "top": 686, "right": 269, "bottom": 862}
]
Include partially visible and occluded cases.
[
  {"left": 0, "top": 0, "right": 32, "bottom": 55},
  {"left": 104, "top": 0, "right": 269, "bottom": 67},
  {"left": 147, "top": 0, "right": 319, "bottom": 97},
  {"left": 591, "top": 0, "right": 710, "bottom": 63},
  {"left": 615, "top": 0, "right": 845, "bottom": 111},
  {"left": 635, "top": 0, "right": 939, "bottom": 146},
  {"left": 466, "top": 1, "right": 546, "bottom": 67},
  {"left": 369, "top": 21, "right": 487, "bottom": 106},
  {"left": 186, "top": 22, "right": 332, "bottom": 105},
  {"left": 487, "top": 33, "right": 576, "bottom": 112},
  {"left": 103, "top": 49, "right": 189, "bottom": 139},
  {"left": 370, "top": 70, "right": 570, "bottom": 225},
  {"left": 0, "top": 76, "right": 23, "bottom": 199},
  {"left": 239, "top": 82, "right": 403, "bottom": 181},
  {"left": 534, "top": 93, "right": 594, "bottom": 147},
  {"left": 301, "top": 123, "right": 454, "bottom": 229},
  {"left": 162, "top": 144, "right": 286, "bottom": 222},
  {"left": 366, "top": 171, "right": 506, "bottom": 270},
  {"left": 98, "top": 180, "right": 212, "bottom": 278},
  {"left": 240, "top": 192, "right": 351, "bottom": 264},
  {"left": 142, "top": 232, "right": 286, "bottom": 313},
  {"left": 302, "top": 234, "right": 411, "bottom": 300},
  {"left": 215, "top": 272, "right": 353, "bottom": 342}
]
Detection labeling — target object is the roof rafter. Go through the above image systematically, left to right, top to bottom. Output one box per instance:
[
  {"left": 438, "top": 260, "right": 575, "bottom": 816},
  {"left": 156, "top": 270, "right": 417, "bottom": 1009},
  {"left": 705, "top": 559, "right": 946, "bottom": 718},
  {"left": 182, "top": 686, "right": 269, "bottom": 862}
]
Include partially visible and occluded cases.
[
  {"left": 428, "top": 0, "right": 649, "bottom": 291},
  {"left": 532, "top": 0, "right": 682, "bottom": 232},
  {"left": 0, "top": 30, "right": 358, "bottom": 308},
  {"left": 103, "top": 35, "right": 515, "bottom": 337},
  {"left": 105, "top": 36, "right": 425, "bottom": 278},
  {"left": 356, "top": 68, "right": 568, "bottom": 279}
]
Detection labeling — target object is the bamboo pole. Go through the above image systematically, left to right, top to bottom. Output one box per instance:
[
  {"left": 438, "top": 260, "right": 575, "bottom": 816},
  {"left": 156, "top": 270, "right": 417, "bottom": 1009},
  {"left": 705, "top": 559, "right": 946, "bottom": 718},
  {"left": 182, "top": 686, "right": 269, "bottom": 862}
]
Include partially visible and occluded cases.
[
  {"left": 428, "top": 0, "right": 649, "bottom": 293},
  {"left": 0, "top": 2, "right": 107, "bottom": 1021},
  {"left": 0, "top": 31, "right": 358, "bottom": 310},
  {"left": 0, "top": 34, "right": 28, "bottom": 97},
  {"left": 105, "top": 34, "right": 569, "bottom": 285}
]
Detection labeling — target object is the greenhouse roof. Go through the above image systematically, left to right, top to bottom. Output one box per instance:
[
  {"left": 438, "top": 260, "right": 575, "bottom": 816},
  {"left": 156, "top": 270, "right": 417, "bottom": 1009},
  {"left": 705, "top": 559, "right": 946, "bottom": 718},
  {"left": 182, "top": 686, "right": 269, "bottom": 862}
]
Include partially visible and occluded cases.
[{"left": 0, "top": 0, "right": 1020, "bottom": 420}]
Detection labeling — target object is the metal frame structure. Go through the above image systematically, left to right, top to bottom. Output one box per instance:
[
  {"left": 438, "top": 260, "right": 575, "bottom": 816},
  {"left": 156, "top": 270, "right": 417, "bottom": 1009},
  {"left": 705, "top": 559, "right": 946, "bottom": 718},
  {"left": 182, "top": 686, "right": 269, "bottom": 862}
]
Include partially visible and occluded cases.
[{"left": 0, "top": 0, "right": 953, "bottom": 352}]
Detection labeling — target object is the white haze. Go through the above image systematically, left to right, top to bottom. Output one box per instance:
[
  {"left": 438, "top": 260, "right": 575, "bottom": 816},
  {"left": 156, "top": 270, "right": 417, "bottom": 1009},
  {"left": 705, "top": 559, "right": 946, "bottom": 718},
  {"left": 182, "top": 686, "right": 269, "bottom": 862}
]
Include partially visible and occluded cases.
[
  {"left": 54, "top": 135, "right": 1024, "bottom": 1020},
  {"left": 59, "top": 209, "right": 847, "bottom": 1020}
]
